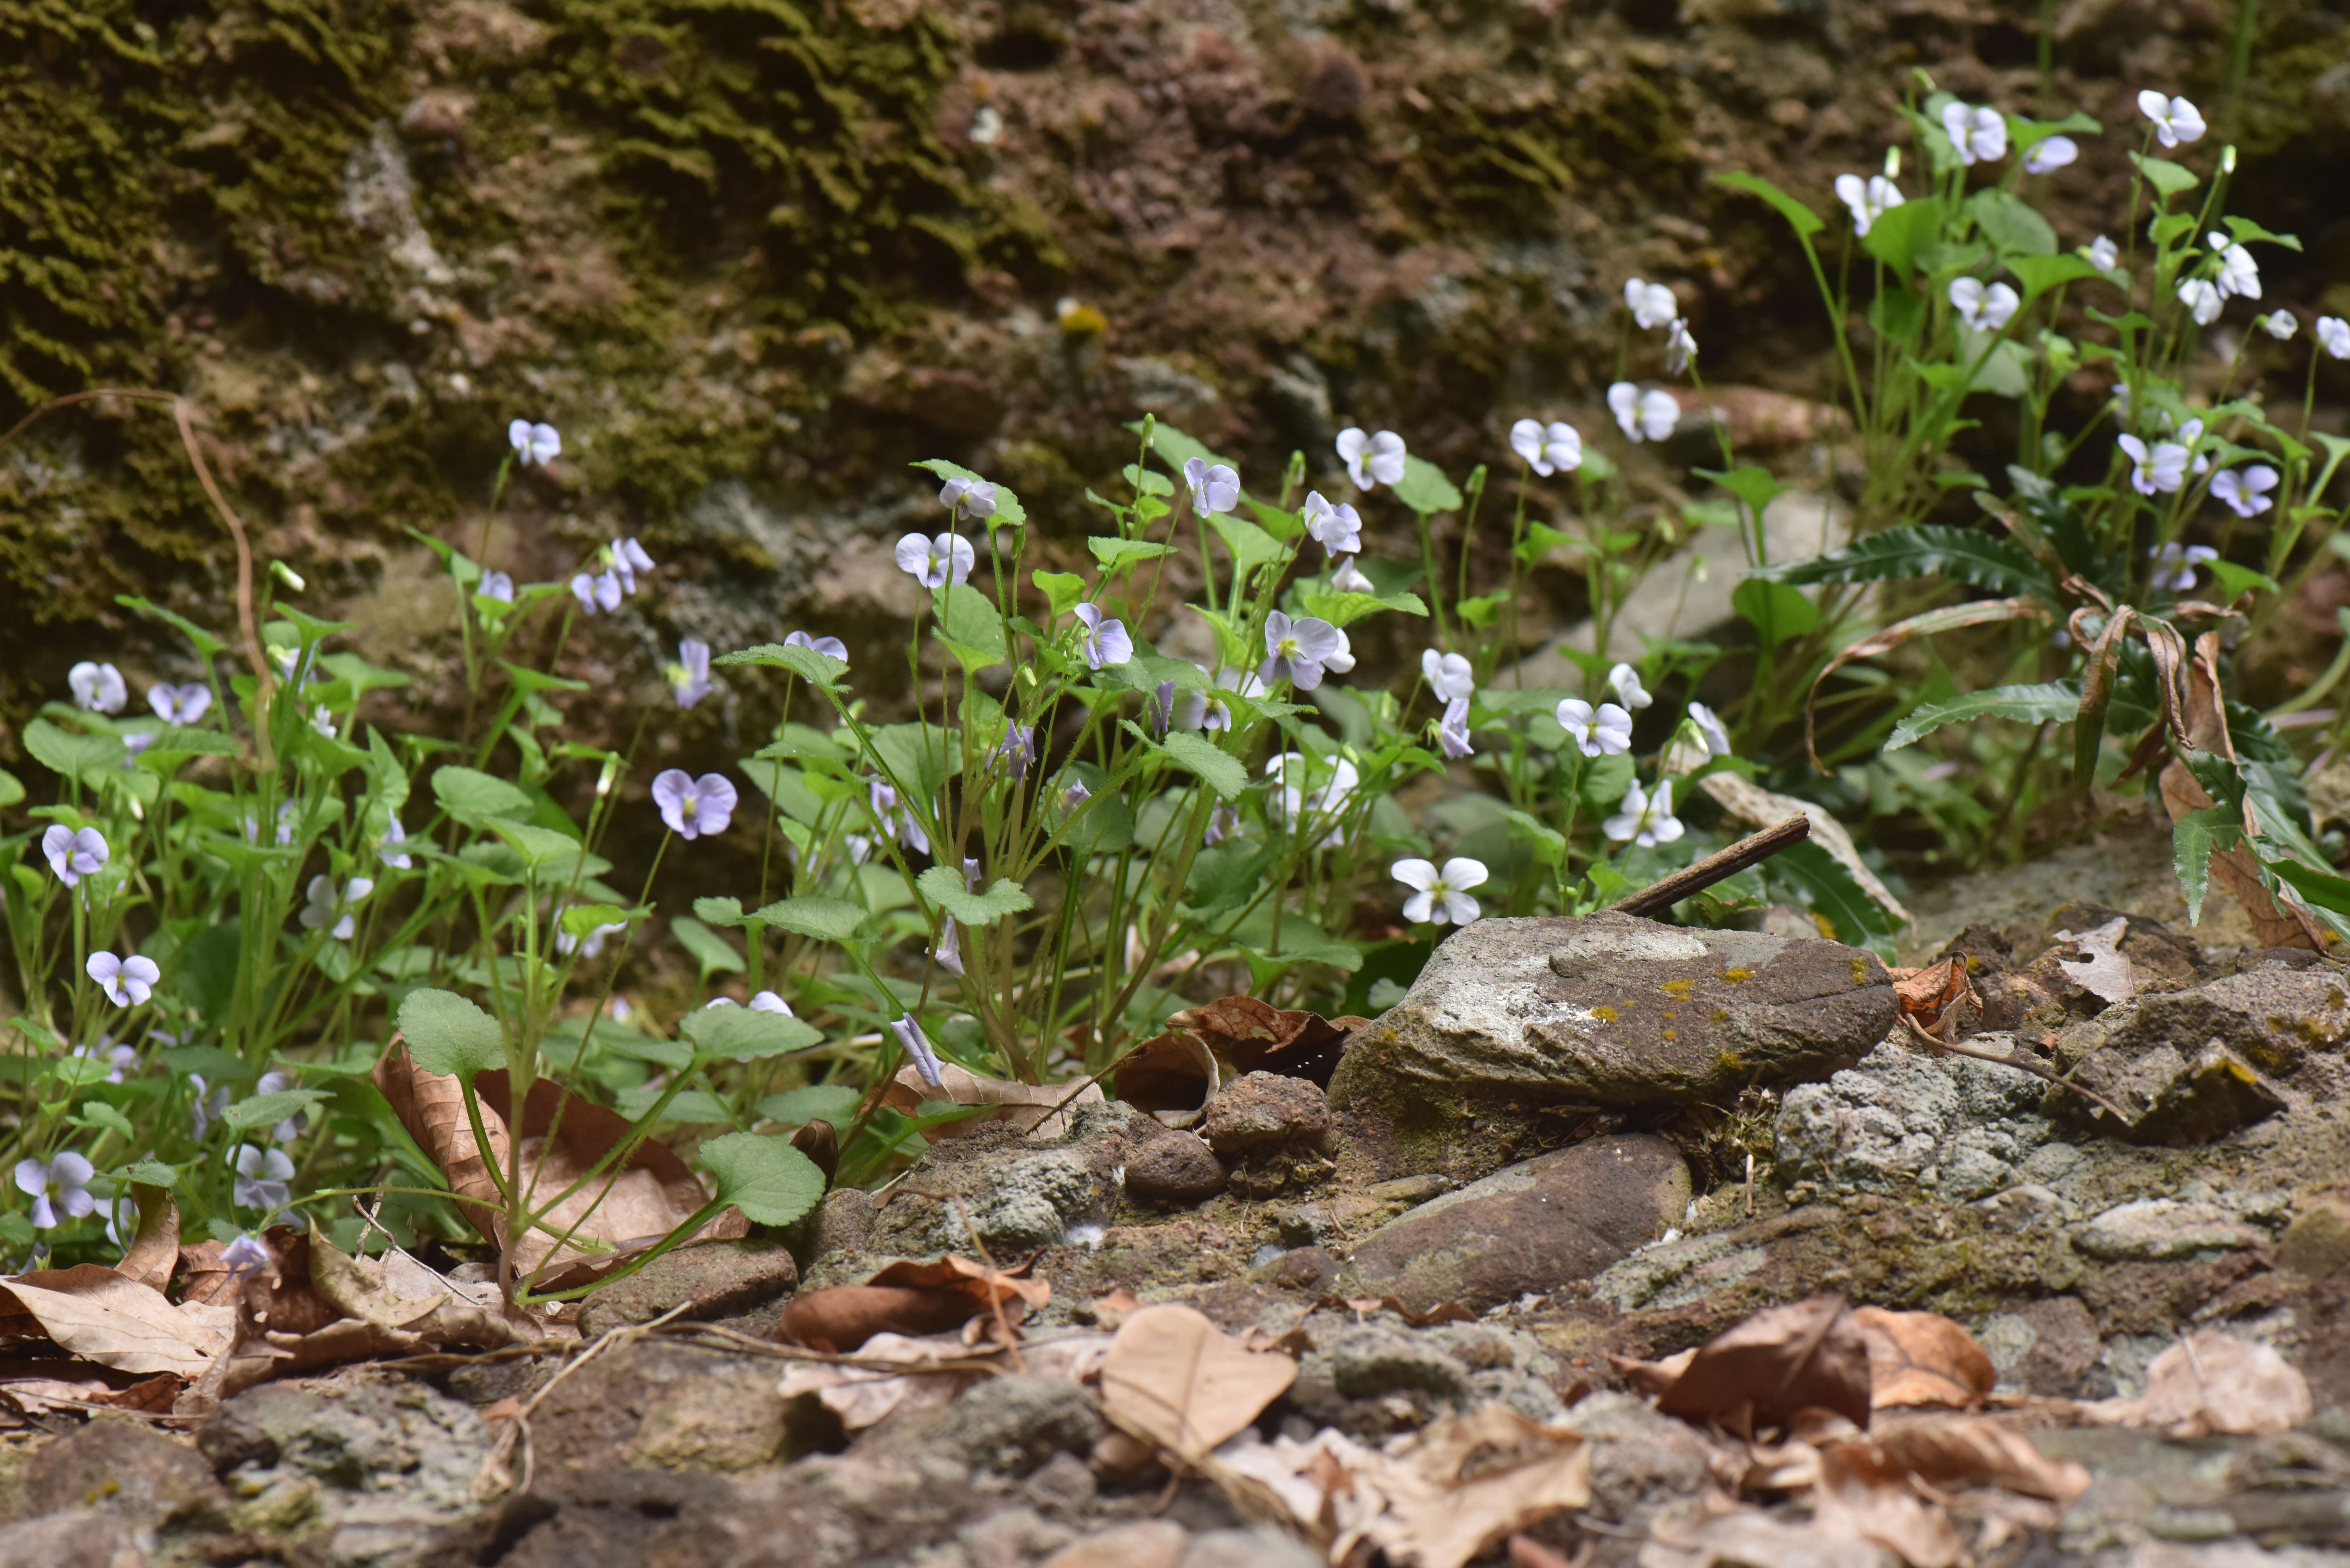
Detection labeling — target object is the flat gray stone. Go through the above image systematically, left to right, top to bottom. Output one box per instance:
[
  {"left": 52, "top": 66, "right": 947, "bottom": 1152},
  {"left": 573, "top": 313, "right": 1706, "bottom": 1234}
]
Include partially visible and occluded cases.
[
  {"left": 1334, "top": 913, "right": 1896, "bottom": 1108},
  {"left": 1124, "top": 1133, "right": 1227, "bottom": 1206},
  {"left": 1347, "top": 1133, "right": 1690, "bottom": 1310},
  {"left": 2074, "top": 1199, "right": 2267, "bottom": 1262}
]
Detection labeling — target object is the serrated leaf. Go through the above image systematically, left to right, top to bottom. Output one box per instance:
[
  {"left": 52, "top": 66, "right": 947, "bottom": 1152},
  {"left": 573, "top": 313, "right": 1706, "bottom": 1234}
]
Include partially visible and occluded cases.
[
  {"left": 1712, "top": 170, "right": 1826, "bottom": 239},
  {"left": 1762, "top": 524, "right": 2056, "bottom": 600},
  {"left": 1090, "top": 537, "right": 1175, "bottom": 571},
  {"left": 1299, "top": 590, "right": 1429, "bottom": 629},
  {"left": 713, "top": 643, "right": 848, "bottom": 690},
  {"left": 1886, "top": 681, "right": 2082, "bottom": 749},
  {"left": 23, "top": 718, "right": 126, "bottom": 778},
  {"left": 1132, "top": 725, "right": 1250, "bottom": 801},
  {"left": 433, "top": 765, "right": 533, "bottom": 826},
  {"left": 2173, "top": 806, "right": 2238, "bottom": 924},
  {"left": 1770, "top": 841, "right": 1895, "bottom": 957},
  {"left": 915, "top": 864, "right": 1035, "bottom": 926},
  {"left": 751, "top": 894, "right": 868, "bottom": 943},
  {"left": 396, "top": 989, "right": 507, "bottom": 1077},
  {"left": 679, "top": 1006, "right": 823, "bottom": 1060},
  {"left": 699, "top": 1131, "right": 827, "bottom": 1225}
]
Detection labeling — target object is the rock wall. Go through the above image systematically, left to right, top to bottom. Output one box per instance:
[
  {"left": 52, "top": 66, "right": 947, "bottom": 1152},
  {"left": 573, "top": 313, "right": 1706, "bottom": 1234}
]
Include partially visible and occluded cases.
[{"left": 3, "top": 0, "right": 2345, "bottom": 737}]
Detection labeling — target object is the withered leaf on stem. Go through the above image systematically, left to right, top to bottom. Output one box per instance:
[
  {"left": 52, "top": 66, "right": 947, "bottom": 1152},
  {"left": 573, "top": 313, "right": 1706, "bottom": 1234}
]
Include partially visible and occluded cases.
[
  {"left": 1163, "top": 995, "right": 1368, "bottom": 1086},
  {"left": 374, "top": 1047, "right": 747, "bottom": 1287},
  {"left": 777, "top": 1255, "right": 1050, "bottom": 1353},
  {"left": 1653, "top": 1295, "right": 1873, "bottom": 1436},
  {"left": 1853, "top": 1307, "right": 1994, "bottom": 1410}
]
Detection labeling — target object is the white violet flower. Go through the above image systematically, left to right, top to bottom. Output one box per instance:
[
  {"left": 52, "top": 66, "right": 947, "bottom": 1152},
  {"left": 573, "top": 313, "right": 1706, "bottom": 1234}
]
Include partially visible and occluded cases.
[
  {"left": 2137, "top": 90, "right": 2206, "bottom": 148},
  {"left": 1940, "top": 102, "right": 2007, "bottom": 165},
  {"left": 2024, "top": 134, "right": 2078, "bottom": 174},
  {"left": 1833, "top": 172, "right": 1903, "bottom": 237},
  {"left": 2088, "top": 235, "right": 2119, "bottom": 271},
  {"left": 1949, "top": 277, "right": 2020, "bottom": 331},
  {"left": 1623, "top": 278, "right": 1677, "bottom": 329},
  {"left": 2260, "top": 310, "right": 2297, "bottom": 340},
  {"left": 2319, "top": 317, "right": 2350, "bottom": 359},
  {"left": 1664, "top": 318, "right": 1697, "bottom": 376},
  {"left": 1607, "top": 382, "right": 1679, "bottom": 443},
  {"left": 508, "top": 419, "right": 561, "bottom": 466},
  {"left": 1509, "top": 419, "right": 1582, "bottom": 476},
  {"left": 1335, "top": 427, "right": 1406, "bottom": 490},
  {"left": 2118, "top": 434, "right": 2190, "bottom": 495},
  {"left": 1182, "top": 458, "right": 1240, "bottom": 516},
  {"left": 2211, "top": 465, "right": 2278, "bottom": 518},
  {"left": 938, "top": 475, "right": 997, "bottom": 521},
  {"left": 1300, "top": 491, "right": 1363, "bottom": 557},
  {"left": 895, "top": 531, "right": 978, "bottom": 590},
  {"left": 1331, "top": 554, "right": 1375, "bottom": 593},
  {"left": 571, "top": 570, "right": 622, "bottom": 614},
  {"left": 479, "top": 571, "right": 514, "bottom": 603},
  {"left": 1073, "top": 602, "right": 1133, "bottom": 669},
  {"left": 1260, "top": 611, "right": 1345, "bottom": 691},
  {"left": 784, "top": 629, "right": 849, "bottom": 662},
  {"left": 1421, "top": 649, "right": 1474, "bottom": 703},
  {"left": 69, "top": 661, "right": 128, "bottom": 714},
  {"left": 1607, "top": 662, "right": 1654, "bottom": 711},
  {"left": 149, "top": 683, "right": 212, "bottom": 725},
  {"left": 1436, "top": 698, "right": 1474, "bottom": 761},
  {"left": 1557, "top": 698, "right": 1633, "bottom": 758},
  {"left": 1687, "top": 701, "right": 1732, "bottom": 758},
  {"left": 1603, "top": 779, "right": 1685, "bottom": 847},
  {"left": 378, "top": 813, "right": 412, "bottom": 870},
  {"left": 42, "top": 824, "right": 108, "bottom": 887},
  {"left": 1391, "top": 856, "right": 1488, "bottom": 926},
  {"left": 298, "top": 874, "right": 374, "bottom": 941},
  {"left": 87, "top": 951, "right": 160, "bottom": 1007},
  {"left": 891, "top": 1015, "right": 947, "bottom": 1090},
  {"left": 231, "top": 1144, "right": 295, "bottom": 1213},
  {"left": 13, "top": 1153, "right": 95, "bottom": 1230}
]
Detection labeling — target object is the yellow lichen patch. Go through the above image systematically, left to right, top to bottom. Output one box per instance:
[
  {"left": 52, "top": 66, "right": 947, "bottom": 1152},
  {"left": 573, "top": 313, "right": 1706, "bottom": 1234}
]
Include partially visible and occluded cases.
[
  {"left": 1850, "top": 957, "right": 1869, "bottom": 984},
  {"left": 1719, "top": 966, "right": 1756, "bottom": 983},
  {"left": 1660, "top": 978, "right": 1696, "bottom": 999},
  {"left": 1590, "top": 1005, "right": 1619, "bottom": 1023},
  {"left": 1712, "top": 1009, "right": 1729, "bottom": 1024},
  {"left": 1661, "top": 1012, "right": 1678, "bottom": 1023},
  {"left": 1662, "top": 1028, "right": 1678, "bottom": 1042},
  {"left": 1715, "top": 1051, "right": 1743, "bottom": 1074}
]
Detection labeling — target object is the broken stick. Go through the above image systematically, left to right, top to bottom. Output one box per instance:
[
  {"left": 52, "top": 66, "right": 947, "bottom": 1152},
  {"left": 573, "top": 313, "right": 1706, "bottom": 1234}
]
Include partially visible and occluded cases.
[{"left": 1609, "top": 814, "right": 1812, "bottom": 919}]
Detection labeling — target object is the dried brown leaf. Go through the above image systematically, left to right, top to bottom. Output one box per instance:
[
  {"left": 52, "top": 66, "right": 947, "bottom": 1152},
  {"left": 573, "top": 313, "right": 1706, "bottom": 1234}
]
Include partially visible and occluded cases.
[
  {"left": 2160, "top": 761, "right": 2323, "bottom": 950},
  {"left": 1700, "top": 773, "right": 1911, "bottom": 930},
  {"left": 2051, "top": 918, "right": 2134, "bottom": 1006},
  {"left": 1885, "top": 960, "right": 1974, "bottom": 1042},
  {"left": 1163, "top": 995, "right": 1363, "bottom": 1086},
  {"left": 1112, "top": 1030, "right": 1220, "bottom": 1127},
  {"left": 373, "top": 1049, "right": 748, "bottom": 1286},
  {"left": 879, "top": 1061, "right": 1105, "bottom": 1141},
  {"left": 118, "top": 1184, "right": 178, "bottom": 1292},
  {"left": 777, "top": 1255, "right": 1048, "bottom": 1353},
  {"left": 0, "top": 1264, "right": 230, "bottom": 1378},
  {"left": 1654, "top": 1296, "right": 1873, "bottom": 1436},
  {"left": 1099, "top": 1303, "right": 1297, "bottom": 1462},
  {"left": 1853, "top": 1308, "right": 1993, "bottom": 1411},
  {"left": 2127, "top": 1332, "right": 2313, "bottom": 1436},
  {"left": 1610, "top": 1346, "right": 1699, "bottom": 1398},
  {"left": 1869, "top": 1413, "right": 2090, "bottom": 1502},
  {"left": 1813, "top": 1442, "right": 1962, "bottom": 1568},
  {"left": 1640, "top": 1504, "right": 1896, "bottom": 1568}
]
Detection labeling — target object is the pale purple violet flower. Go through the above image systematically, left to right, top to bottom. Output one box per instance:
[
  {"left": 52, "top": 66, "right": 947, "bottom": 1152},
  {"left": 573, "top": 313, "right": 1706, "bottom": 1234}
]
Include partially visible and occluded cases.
[
  {"left": 2137, "top": 90, "right": 2205, "bottom": 148},
  {"left": 1940, "top": 101, "right": 2007, "bottom": 165},
  {"left": 2023, "top": 135, "right": 2077, "bottom": 174},
  {"left": 1833, "top": 173, "right": 1904, "bottom": 237},
  {"left": 2088, "top": 235, "right": 2119, "bottom": 271},
  {"left": 1949, "top": 277, "right": 2020, "bottom": 331},
  {"left": 2320, "top": 318, "right": 2350, "bottom": 359},
  {"left": 1664, "top": 319, "right": 1697, "bottom": 376},
  {"left": 1510, "top": 416, "right": 1583, "bottom": 476},
  {"left": 509, "top": 419, "right": 561, "bottom": 466},
  {"left": 2119, "top": 435, "right": 2190, "bottom": 495},
  {"left": 1183, "top": 458, "right": 1240, "bottom": 515},
  {"left": 2212, "top": 466, "right": 2278, "bottom": 518},
  {"left": 938, "top": 476, "right": 997, "bottom": 521},
  {"left": 1300, "top": 491, "right": 1361, "bottom": 557},
  {"left": 895, "top": 531, "right": 977, "bottom": 589},
  {"left": 609, "top": 537, "right": 655, "bottom": 594},
  {"left": 2152, "top": 542, "right": 2220, "bottom": 592},
  {"left": 1332, "top": 555, "right": 1375, "bottom": 593},
  {"left": 480, "top": 571, "right": 515, "bottom": 603},
  {"left": 571, "top": 571, "right": 622, "bottom": 614},
  {"left": 1073, "top": 603, "right": 1133, "bottom": 670},
  {"left": 1259, "top": 611, "right": 1345, "bottom": 691},
  {"left": 785, "top": 629, "right": 849, "bottom": 663},
  {"left": 670, "top": 638, "right": 714, "bottom": 708},
  {"left": 1421, "top": 649, "right": 1474, "bottom": 703},
  {"left": 1608, "top": 662, "right": 1653, "bottom": 711},
  {"left": 149, "top": 683, "right": 213, "bottom": 725},
  {"left": 1436, "top": 698, "right": 1474, "bottom": 760},
  {"left": 1557, "top": 699, "right": 1633, "bottom": 758},
  {"left": 1687, "top": 702, "right": 1733, "bottom": 758},
  {"left": 994, "top": 725, "right": 1037, "bottom": 782},
  {"left": 652, "top": 770, "right": 738, "bottom": 839},
  {"left": 1603, "top": 779, "right": 1685, "bottom": 847},
  {"left": 1061, "top": 780, "right": 1092, "bottom": 812},
  {"left": 1204, "top": 803, "right": 1238, "bottom": 847},
  {"left": 378, "top": 813, "right": 412, "bottom": 870},
  {"left": 42, "top": 825, "right": 109, "bottom": 887},
  {"left": 299, "top": 875, "right": 374, "bottom": 941},
  {"left": 934, "top": 920, "right": 964, "bottom": 977},
  {"left": 87, "top": 951, "right": 160, "bottom": 1007},
  {"left": 750, "top": 990, "right": 792, "bottom": 1015},
  {"left": 892, "top": 1015, "right": 947, "bottom": 1090},
  {"left": 71, "top": 1037, "right": 137, "bottom": 1084},
  {"left": 189, "top": 1075, "right": 231, "bottom": 1141},
  {"left": 231, "top": 1144, "right": 294, "bottom": 1213},
  {"left": 13, "top": 1153, "right": 95, "bottom": 1230},
  {"left": 220, "top": 1232, "right": 272, "bottom": 1276}
]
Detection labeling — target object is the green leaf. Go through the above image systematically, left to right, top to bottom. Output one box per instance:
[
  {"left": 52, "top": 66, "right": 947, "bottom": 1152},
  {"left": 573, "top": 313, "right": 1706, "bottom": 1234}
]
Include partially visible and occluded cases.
[
  {"left": 2130, "top": 152, "right": 2199, "bottom": 198},
  {"left": 1712, "top": 170, "right": 1825, "bottom": 239},
  {"left": 1967, "top": 188, "right": 2058, "bottom": 257},
  {"left": 1860, "top": 198, "right": 1945, "bottom": 277},
  {"left": 2221, "top": 215, "right": 2301, "bottom": 252},
  {"left": 2007, "top": 253, "right": 2105, "bottom": 301},
  {"left": 1971, "top": 338, "right": 2033, "bottom": 399},
  {"left": 1390, "top": 455, "right": 1464, "bottom": 515},
  {"left": 909, "top": 459, "right": 1026, "bottom": 528},
  {"left": 1693, "top": 464, "right": 1785, "bottom": 519},
  {"left": 1206, "top": 512, "right": 1285, "bottom": 580},
  {"left": 1761, "top": 524, "right": 2056, "bottom": 599},
  {"left": 1089, "top": 537, "right": 1174, "bottom": 571},
  {"left": 2203, "top": 560, "right": 2280, "bottom": 599},
  {"left": 1033, "top": 570, "right": 1086, "bottom": 617},
  {"left": 1732, "top": 578, "right": 1821, "bottom": 650},
  {"left": 938, "top": 584, "right": 1005, "bottom": 667},
  {"left": 1299, "top": 589, "right": 1430, "bottom": 629},
  {"left": 116, "top": 595, "right": 227, "bottom": 658},
  {"left": 714, "top": 642, "right": 848, "bottom": 690},
  {"left": 1886, "top": 681, "right": 2081, "bottom": 749},
  {"left": 23, "top": 718, "right": 125, "bottom": 779},
  {"left": 1135, "top": 725, "right": 1250, "bottom": 802},
  {"left": 432, "top": 766, "right": 533, "bottom": 826},
  {"left": 0, "top": 767, "right": 21, "bottom": 808},
  {"left": 1497, "top": 807, "right": 1566, "bottom": 868},
  {"left": 2172, "top": 807, "right": 2238, "bottom": 924},
  {"left": 486, "top": 819, "right": 599, "bottom": 876},
  {"left": 1770, "top": 841, "right": 1895, "bottom": 957},
  {"left": 2259, "top": 853, "right": 2350, "bottom": 919},
  {"left": 915, "top": 865, "right": 1035, "bottom": 926},
  {"left": 751, "top": 894, "right": 868, "bottom": 943},
  {"left": 693, "top": 896, "right": 746, "bottom": 928},
  {"left": 560, "top": 903, "right": 633, "bottom": 939},
  {"left": 671, "top": 916, "right": 746, "bottom": 979},
  {"left": 396, "top": 989, "right": 508, "bottom": 1077},
  {"left": 679, "top": 1005, "right": 823, "bottom": 1060},
  {"left": 759, "top": 1085, "right": 862, "bottom": 1131},
  {"left": 224, "top": 1088, "right": 330, "bottom": 1132},
  {"left": 70, "top": 1102, "right": 137, "bottom": 1141},
  {"left": 699, "top": 1131, "right": 827, "bottom": 1226},
  {"left": 124, "top": 1159, "right": 179, "bottom": 1188}
]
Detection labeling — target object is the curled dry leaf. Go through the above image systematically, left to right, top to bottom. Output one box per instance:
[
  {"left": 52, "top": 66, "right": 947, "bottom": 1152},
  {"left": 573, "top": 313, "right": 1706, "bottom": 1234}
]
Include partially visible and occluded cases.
[
  {"left": 2159, "top": 760, "right": 2323, "bottom": 949},
  {"left": 1885, "top": 958, "right": 1974, "bottom": 1042},
  {"left": 1162, "top": 994, "right": 1367, "bottom": 1086},
  {"left": 1112, "top": 1029, "right": 1219, "bottom": 1127},
  {"left": 373, "top": 1049, "right": 748, "bottom": 1287},
  {"left": 880, "top": 1060, "right": 1105, "bottom": 1142},
  {"left": 118, "top": 1183, "right": 179, "bottom": 1292},
  {"left": 777, "top": 1255, "right": 1050, "bottom": 1353},
  {"left": 0, "top": 1263, "right": 231, "bottom": 1379},
  {"left": 1323, "top": 1293, "right": 1480, "bottom": 1329},
  {"left": 1653, "top": 1295, "right": 1873, "bottom": 1437},
  {"left": 1098, "top": 1302, "right": 1297, "bottom": 1463},
  {"left": 1853, "top": 1308, "right": 1993, "bottom": 1410},
  {"left": 777, "top": 1328, "right": 1114, "bottom": 1433},
  {"left": 2096, "top": 1331, "right": 2314, "bottom": 1437},
  {"left": 1610, "top": 1346, "right": 1699, "bottom": 1398},
  {"left": 0, "top": 1369, "right": 180, "bottom": 1419},
  {"left": 1213, "top": 1403, "right": 1589, "bottom": 1568},
  {"left": 1869, "top": 1413, "right": 2090, "bottom": 1502},
  {"left": 1812, "top": 1441, "right": 1962, "bottom": 1568},
  {"left": 1641, "top": 1501, "right": 1899, "bottom": 1568}
]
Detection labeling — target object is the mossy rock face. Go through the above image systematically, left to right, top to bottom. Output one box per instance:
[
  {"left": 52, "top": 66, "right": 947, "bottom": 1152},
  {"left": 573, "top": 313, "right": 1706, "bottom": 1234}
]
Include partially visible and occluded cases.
[{"left": 1333, "top": 912, "right": 1896, "bottom": 1119}]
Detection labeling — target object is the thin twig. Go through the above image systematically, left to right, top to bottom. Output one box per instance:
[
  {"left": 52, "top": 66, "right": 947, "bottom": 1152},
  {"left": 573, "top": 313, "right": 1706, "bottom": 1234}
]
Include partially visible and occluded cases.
[
  {"left": 1609, "top": 816, "right": 1811, "bottom": 919},
  {"left": 1898, "top": 1014, "right": 2135, "bottom": 1122}
]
